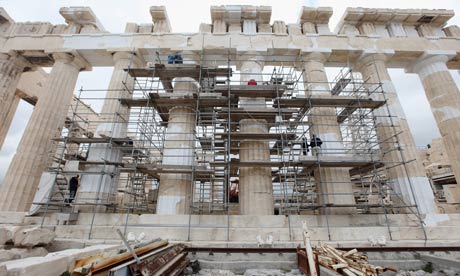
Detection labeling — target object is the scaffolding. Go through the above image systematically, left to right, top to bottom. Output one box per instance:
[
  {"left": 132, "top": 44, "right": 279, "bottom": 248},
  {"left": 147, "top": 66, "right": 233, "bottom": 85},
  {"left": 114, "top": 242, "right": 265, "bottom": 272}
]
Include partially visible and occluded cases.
[{"left": 35, "top": 49, "right": 428, "bottom": 241}]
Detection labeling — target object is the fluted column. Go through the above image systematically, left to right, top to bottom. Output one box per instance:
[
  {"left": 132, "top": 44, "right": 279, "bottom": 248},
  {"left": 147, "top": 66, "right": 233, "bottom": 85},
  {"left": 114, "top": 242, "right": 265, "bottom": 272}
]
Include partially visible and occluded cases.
[
  {"left": 79, "top": 52, "right": 143, "bottom": 210},
  {"left": 0, "top": 53, "right": 87, "bottom": 211},
  {"left": 0, "top": 53, "right": 30, "bottom": 150},
  {"left": 302, "top": 53, "right": 356, "bottom": 215},
  {"left": 356, "top": 53, "right": 437, "bottom": 214},
  {"left": 238, "top": 54, "right": 273, "bottom": 215},
  {"left": 408, "top": 54, "right": 460, "bottom": 188},
  {"left": 156, "top": 78, "right": 197, "bottom": 214}
]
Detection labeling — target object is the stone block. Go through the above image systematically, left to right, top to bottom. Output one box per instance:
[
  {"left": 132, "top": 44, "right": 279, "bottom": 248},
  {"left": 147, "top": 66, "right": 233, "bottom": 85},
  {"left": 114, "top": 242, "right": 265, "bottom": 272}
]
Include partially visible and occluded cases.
[
  {"left": 124, "top": 22, "right": 138, "bottom": 33},
  {"left": 199, "top": 23, "right": 212, "bottom": 33},
  {"left": 138, "top": 24, "right": 153, "bottom": 33},
  {"left": 228, "top": 24, "right": 241, "bottom": 33},
  {"left": 258, "top": 24, "right": 271, "bottom": 33},
  {"left": 287, "top": 24, "right": 302, "bottom": 35},
  {"left": 444, "top": 25, "right": 460, "bottom": 38},
  {"left": 443, "top": 184, "right": 460, "bottom": 203},
  {"left": 0, "top": 212, "right": 26, "bottom": 224},
  {"left": 0, "top": 227, "right": 10, "bottom": 245},
  {"left": 13, "top": 227, "right": 56, "bottom": 248},
  {"left": 46, "top": 239, "right": 86, "bottom": 252},
  {"left": 46, "top": 244, "right": 120, "bottom": 271},
  {"left": 10, "top": 247, "right": 48, "bottom": 259},
  {"left": 0, "top": 250, "right": 15, "bottom": 262},
  {"left": 3, "top": 255, "right": 68, "bottom": 276}
]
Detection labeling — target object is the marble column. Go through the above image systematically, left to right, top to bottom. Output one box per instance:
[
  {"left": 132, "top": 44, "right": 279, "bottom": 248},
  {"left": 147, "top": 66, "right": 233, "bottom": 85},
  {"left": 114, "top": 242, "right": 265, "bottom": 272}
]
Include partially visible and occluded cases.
[
  {"left": 0, "top": 52, "right": 87, "bottom": 211},
  {"left": 79, "top": 52, "right": 143, "bottom": 209},
  {"left": 0, "top": 53, "right": 29, "bottom": 150},
  {"left": 302, "top": 53, "right": 356, "bottom": 215},
  {"left": 356, "top": 53, "right": 437, "bottom": 214},
  {"left": 238, "top": 54, "right": 274, "bottom": 215},
  {"left": 408, "top": 54, "right": 460, "bottom": 188},
  {"left": 156, "top": 78, "right": 197, "bottom": 214}
]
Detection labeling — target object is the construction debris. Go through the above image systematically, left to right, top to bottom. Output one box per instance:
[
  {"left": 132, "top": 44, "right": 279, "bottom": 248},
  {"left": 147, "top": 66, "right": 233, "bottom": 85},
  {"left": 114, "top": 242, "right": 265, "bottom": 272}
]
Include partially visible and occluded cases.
[
  {"left": 302, "top": 221, "right": 318, "bottom": 276},
  {"left": 71, "top": 238, "right": 189, "bottom": 276},
  {"left": 311, "top": 242, "right": 397, "bottom": 276}
]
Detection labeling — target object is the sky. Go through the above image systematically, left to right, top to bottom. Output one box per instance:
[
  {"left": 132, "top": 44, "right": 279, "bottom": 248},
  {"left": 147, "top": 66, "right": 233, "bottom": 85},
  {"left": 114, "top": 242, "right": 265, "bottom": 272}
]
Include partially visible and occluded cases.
[{"left": 0, "top": 0, "right": 460, "bottom": 181}]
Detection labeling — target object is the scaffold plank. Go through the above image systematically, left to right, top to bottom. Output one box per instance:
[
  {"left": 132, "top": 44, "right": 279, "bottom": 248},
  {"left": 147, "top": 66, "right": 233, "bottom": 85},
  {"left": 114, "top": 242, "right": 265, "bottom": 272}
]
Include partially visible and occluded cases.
[
  {"left": 125, "top": 64, "right": 231, "bottom": 78},
  {"left": 331, "top": 78, "right": 352, "bottom": 95},
  {"left": 214, "top": 85, "right": 287, "bottom": 98},
  {"left": 120, "top": 94, "right": 236, "bottom": 109},
  {"left": 274, "top": 96, "right": 385, "bottom": 109},
  {"left": 337, "top": 106, "right": 358, "bottom": 123},
  {"left": 217, "top": 107, "right": 296, "bottom": 122},
  {"left": 214, "top": 132, "right": 297, "bottom": 140},
  {"left": 53, "top": 137, "right": 132, "bottom": 144},
  {"left": 211, "top": 156, "right": 383, "bottom": 171},
  {"left": 123, "top": 164, "right": 214, "bottom": 178}
]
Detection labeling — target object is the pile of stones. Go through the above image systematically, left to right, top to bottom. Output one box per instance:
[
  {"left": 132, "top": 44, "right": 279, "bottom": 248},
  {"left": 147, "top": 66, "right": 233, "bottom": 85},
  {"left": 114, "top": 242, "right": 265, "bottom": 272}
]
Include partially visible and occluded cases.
[{"left": 0, "top": 225, "right": 56, "bottom": 264}]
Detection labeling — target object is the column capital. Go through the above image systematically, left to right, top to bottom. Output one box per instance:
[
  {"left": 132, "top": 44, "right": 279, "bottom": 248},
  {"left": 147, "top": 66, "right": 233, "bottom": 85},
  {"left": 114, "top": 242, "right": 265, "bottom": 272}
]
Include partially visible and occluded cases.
[
  {"left": 0, "top": 51, "right": 33, "bottom": 72},
  {"left": 110, "top": 51, "right": 144, "bottom": 67},
  {"left": 235, "top": 51, "right": 265, "bottom": 69},
  {"left": 299, "top": 51, "right": 330, "bottom": 64},
  {"left": 354, "top": 51, "right": 394, "bottom": 72},
  {"left": 51, "top": 52, "right": 92, "bottom": 71},
  {"left": 405, "top": 54, "right": 449, "bottom": 76}
]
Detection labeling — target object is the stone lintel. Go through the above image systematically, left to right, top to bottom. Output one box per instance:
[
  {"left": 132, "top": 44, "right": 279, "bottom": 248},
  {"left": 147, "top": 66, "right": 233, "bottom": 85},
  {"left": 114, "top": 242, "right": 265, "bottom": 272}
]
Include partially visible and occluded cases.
[
  {"left": 59, "top": 6, "right": 105, "bottom": 31},
  {"left": 298, "top": 6, "right": 333, "bottom": 24},
  {"left": 336, "top": 7, "right": 454, "bottom": 34}
]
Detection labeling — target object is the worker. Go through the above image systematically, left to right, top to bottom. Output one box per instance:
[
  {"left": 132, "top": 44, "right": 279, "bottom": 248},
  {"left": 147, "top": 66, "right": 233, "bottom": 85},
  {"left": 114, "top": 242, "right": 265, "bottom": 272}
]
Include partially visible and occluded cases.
[
  {"left": 174, "top": 54, "right": 183, "bottom": 64},
  {"left": 167, "top": 55, "right": 174, "bottom": 64},
  {"left": 247, "top": 79, "right": 257, "bottom": 86},
  {"left": 310, "top": 134, "right": 323, "bottom": 156},
  {"left": 301, "top": 137, "right": 309, "bottom": 156},
  {"left": 66, "top": 175, "right": 80, "bottom": 204},
  {"left": 229, "top": 180, "right": 239, "bottom": 203}
]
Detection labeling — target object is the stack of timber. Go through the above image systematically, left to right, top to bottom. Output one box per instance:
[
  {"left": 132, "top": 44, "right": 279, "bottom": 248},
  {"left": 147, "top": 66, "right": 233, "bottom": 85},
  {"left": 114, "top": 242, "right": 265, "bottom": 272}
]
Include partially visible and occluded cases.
[
  {"left": 71, "top": 239, "right": 189, "bottom": 276},
  {"left": 313, "top": 242, "right": 397, "bottom": 276}
]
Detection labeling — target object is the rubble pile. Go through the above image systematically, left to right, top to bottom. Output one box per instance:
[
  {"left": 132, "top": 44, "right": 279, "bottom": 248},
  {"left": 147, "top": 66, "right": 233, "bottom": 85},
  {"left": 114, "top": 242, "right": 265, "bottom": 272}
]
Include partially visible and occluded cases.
[
  {"left": 0, "top": 225, "right": 55, "bottom": 263},
  {"left": 313, "top": 242, "right": 397, "bottom": 276}
]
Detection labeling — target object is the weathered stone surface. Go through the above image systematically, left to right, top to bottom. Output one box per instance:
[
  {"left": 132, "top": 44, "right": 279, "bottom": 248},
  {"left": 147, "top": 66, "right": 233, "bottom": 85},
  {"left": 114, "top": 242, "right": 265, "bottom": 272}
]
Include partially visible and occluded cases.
[
  {"left": 0, "top": 227, "right": 10, "bottom": 245},
  {"left": 13, "top": 227, "right": 56, "bottom": 247},
  {"left": 45, "top": 244, "right": 120, "bottom": 271},
  {"left": 10, "top": 247, "right": 48, "bottom": 259},
  {"left": 0, "top": 250, "right": 15, "bottom": 262},
  {"left": 3, "top": 255, "right": 67, "bottom": 276},
  {"left": 196, "top": 269, "right": 235, "bottom": 276},
  {"left": 243, "top": 269, "right": 285, "bottom": 276}
]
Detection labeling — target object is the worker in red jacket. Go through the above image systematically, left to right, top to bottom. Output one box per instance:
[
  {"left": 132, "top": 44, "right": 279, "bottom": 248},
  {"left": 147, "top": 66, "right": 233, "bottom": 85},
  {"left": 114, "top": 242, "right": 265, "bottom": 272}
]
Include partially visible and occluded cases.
[{"left": 247, "top": 79, "right": 257, "bottom": 85}]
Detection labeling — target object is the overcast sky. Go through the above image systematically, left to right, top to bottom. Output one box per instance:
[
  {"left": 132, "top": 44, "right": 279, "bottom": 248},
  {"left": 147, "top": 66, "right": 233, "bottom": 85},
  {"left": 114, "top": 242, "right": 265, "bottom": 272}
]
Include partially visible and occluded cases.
[{"left": 0, "top": 0, "right": 460, "bottom": 182}]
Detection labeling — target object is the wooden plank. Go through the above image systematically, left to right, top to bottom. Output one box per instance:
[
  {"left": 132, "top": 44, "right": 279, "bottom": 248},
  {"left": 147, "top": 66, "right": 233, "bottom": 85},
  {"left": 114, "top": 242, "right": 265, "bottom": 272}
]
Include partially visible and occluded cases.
[
  {"left": 302, "top": 221, "right": 318, "bottom": 276},
  {"left": 343, "top": 249, "right": 358, "bottom": 257},
  {"left": 332, "top": 263, "right": 349, "bottom": 270},
  {"left": 342, "top": 268, "right": 358, "bottom": 276}
]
